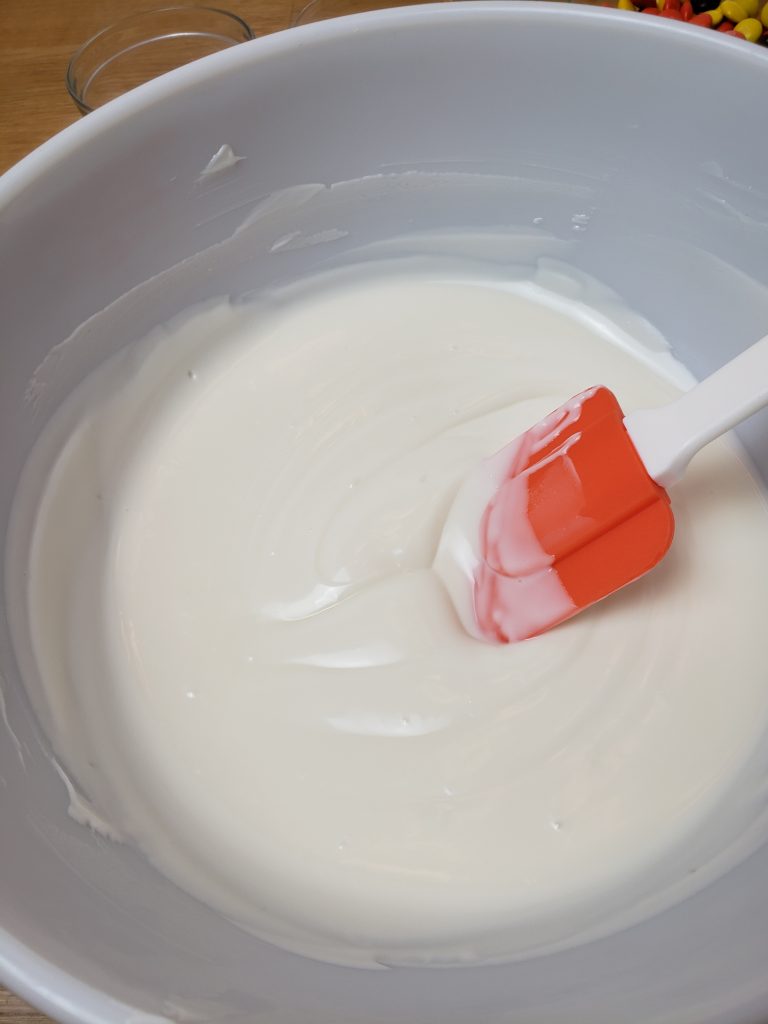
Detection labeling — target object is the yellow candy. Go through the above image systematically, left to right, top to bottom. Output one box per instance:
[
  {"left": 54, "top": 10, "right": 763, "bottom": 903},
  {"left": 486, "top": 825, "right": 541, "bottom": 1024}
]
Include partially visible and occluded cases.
[
  {"left": 617, "top": 0, "right": 637, "bottom": 9},
  {"left": 720, "top": 0, "right": 748, "bottom": 20},
  {"left": 740, "top": 0, "right": 759, "bottom": 14},
  {"left": 761, "top": 0, "right": 768, "bottom": 25},
  {"left": 709, "top": 6, "right": 724, "bottom": 22},
  {"left": 735, "top": 15, "right": 762, "bottom": 36}
]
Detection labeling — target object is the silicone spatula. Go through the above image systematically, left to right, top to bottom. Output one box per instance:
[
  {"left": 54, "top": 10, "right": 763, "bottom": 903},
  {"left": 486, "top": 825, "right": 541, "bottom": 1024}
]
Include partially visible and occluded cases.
[{"left": 435, "top": 334, "right": 768, "bottom": 644}]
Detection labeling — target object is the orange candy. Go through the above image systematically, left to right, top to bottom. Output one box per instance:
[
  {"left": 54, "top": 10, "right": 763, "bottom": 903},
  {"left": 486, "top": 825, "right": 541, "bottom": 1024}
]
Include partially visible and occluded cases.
[
  {"left": 606, "top": 0, "right": 765, "bottom": 45},
  {"left": 608, "top": 0, "right": 764, "bottom": 44}
]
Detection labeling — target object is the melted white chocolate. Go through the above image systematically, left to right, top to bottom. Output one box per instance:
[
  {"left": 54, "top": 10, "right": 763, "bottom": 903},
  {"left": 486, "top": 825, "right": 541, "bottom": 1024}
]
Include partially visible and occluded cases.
[{"left": 7, "top": 259, "right": 768, "bottom": 967}]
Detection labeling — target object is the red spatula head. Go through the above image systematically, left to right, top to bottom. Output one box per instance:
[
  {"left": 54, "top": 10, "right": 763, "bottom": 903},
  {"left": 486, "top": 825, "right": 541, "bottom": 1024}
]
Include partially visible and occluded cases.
[{"left": 438, "top": 387, "right": 675, "bottom": 644}]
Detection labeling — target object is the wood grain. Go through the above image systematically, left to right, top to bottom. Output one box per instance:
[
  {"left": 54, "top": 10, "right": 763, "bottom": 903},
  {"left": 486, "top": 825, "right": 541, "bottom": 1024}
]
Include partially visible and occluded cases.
[
  {"left": 0, "top": 2, "right": 304, "bottom": 1018},
  {"left": 0, "top": 989, "right": 44, "bottom": 1022}
]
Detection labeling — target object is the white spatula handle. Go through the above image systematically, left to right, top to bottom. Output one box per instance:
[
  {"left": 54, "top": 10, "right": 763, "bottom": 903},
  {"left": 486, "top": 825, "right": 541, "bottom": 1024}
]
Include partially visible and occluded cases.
[{"left": 624, "top": 333, "right": 768, "bottom": 489}]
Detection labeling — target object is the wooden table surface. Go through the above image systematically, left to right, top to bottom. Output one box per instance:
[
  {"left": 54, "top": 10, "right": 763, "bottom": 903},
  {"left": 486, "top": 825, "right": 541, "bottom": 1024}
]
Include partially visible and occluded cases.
[{"left": 0, "top": 1, "right": 308, "bottom": 1017}]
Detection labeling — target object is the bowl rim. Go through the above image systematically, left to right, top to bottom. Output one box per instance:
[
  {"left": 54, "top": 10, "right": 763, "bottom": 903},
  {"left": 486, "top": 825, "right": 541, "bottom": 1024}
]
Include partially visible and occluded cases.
[
  {"left": 2, "top": 0, "right": 765, "bottom": 212},
  {"left": 2, "top": 3, "right": 768, "bottom": 1020}
]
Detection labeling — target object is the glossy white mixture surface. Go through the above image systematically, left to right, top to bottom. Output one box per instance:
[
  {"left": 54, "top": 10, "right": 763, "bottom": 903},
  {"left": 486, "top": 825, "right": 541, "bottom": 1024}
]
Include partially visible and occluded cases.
[{"left": 8, "top": 260, "right": 768, "bottom": 967}]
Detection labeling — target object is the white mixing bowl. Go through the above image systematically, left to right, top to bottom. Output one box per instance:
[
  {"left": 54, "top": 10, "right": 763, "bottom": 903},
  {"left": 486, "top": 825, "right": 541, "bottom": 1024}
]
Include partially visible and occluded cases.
[{"left": 2, "top": 4, "right": 768, "bottom": 1022}]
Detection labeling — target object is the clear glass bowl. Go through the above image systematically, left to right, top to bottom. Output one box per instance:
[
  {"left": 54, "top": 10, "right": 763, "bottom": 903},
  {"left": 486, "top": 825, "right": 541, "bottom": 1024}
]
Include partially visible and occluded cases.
[{"left": 66, "top": 6, "right": 254, "bottom": 114}]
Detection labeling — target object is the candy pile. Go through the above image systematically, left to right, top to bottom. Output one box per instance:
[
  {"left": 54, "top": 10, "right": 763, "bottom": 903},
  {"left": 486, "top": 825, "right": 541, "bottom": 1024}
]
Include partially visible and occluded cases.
[{"left": 610, "top": 0, "right": 768, "bottom": 41}]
